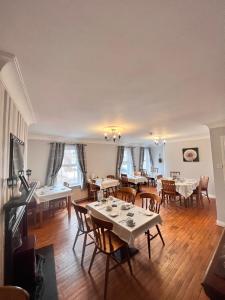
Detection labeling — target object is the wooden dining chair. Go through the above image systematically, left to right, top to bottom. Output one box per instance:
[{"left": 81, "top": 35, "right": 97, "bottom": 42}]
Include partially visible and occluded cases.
[
  {"left": 134, "top": 171, "right": 141, "bottom": 176},
  {"left": 170, "top": 171, "right": 181, "bottom": 179},
  {"left": 120, "top": 174, "right": 129, "bottom": 187},
  {"left": 106, "top": 175, "right": 115, "bottom": 179},
  {"left": 200, "top": 176, "right": 210, "bottom": 203},
  {"left": 161, "top": 180, "right": 181, "bottom": 205},
  {"left": 191, "top": 180, "right": 204, "bottom": 208},
  {"left": 87, "top": 182, "right": 100, "bottom": 201},
  {"left": 115, "top": 187, "right": 137, "bottom": 204},
  {"left": 140, "top": 193, "right": 165, "bottom": 258},
  {"left": 72, "top": 203, "right": 94, "bottom": 265},
  {"left": 88, "top": 215, "right": 133, "bottom": 299},
  {"left": 0, "top": 286, "right": 30, "bottom": 300}
]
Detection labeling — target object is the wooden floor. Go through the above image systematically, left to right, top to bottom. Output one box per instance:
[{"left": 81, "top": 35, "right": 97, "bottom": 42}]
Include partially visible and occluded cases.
[{"left": 29, "top": 186, "right": 223, "bottom": 300}]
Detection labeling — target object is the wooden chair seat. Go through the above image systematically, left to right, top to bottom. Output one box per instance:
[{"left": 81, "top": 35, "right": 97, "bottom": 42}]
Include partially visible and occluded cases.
[
  {"left": 98, "top": 230, "right": 126, "bottom": 254},
  {"left": 0, "top": 286, "right": 30, "bottom": 300}
]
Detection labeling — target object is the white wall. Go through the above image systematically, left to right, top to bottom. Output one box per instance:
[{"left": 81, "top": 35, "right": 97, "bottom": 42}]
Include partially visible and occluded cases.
[
  {"left": 209, "top": 126, "right": 225, "bottom": 226},
  {"left": 164, "top": 138, "right": 215, "bottom": 196}
]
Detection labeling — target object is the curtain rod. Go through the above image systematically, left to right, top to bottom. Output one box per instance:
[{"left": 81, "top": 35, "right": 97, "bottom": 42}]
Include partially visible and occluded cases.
[{"left": 49, "top": 142, "right": 87, "bottom": 146}]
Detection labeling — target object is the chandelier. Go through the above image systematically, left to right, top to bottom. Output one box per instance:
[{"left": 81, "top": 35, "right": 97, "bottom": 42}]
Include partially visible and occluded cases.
[
  {"left": 104, "top": 126, "right": 122, "bottom": 142},
  {"left": 154, "top": 137, "right": 166, "bottom": 145}
]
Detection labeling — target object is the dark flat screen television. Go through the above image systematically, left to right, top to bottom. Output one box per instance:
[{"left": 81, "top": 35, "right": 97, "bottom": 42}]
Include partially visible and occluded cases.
[{"left": 9, "top": 133, "right": 25, "bottom": 178}]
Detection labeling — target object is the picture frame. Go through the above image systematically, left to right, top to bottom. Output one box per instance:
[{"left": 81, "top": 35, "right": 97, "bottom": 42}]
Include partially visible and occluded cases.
[
  {"left": 182, "top": 147, "right": 199, "bottom": 162},
  {"left": 19, "top": 175, "right": 30, "bottom": 192}
]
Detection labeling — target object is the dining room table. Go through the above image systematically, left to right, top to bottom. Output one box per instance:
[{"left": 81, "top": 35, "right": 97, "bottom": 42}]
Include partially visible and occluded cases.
[
  {"left": 127, "top": 175, "right": 148, "bottom": 192},
  {"left": 157, "top": 177, "right": 199, "bottom": 204},
  {"left": 94, "top": 178, "right": 120, "bottom": 190},
  {"left": 34, "top": 185, "right": 72, "bottom": 226},
  {"left": 86, "top": 197, "right": 162, "bottom": 259}
]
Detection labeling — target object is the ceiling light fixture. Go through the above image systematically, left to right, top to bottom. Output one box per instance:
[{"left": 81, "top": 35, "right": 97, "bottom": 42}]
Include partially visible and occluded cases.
[
  {"left": 104, "top": 126, "right": 122, "bottom": 143},
  {"left": 154, "top": 137, "right": 166, "bottom": 145}
]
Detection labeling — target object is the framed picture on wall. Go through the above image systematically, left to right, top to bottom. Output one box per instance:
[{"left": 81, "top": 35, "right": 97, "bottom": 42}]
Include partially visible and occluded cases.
[{"left": 182, "top": 147, "right": 199, "bottom": 162}]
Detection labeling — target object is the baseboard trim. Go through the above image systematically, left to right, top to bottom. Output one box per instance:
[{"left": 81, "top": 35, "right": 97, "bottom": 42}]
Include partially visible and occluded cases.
[
  {"left": 209, "top": 194, "right": 216, "bottom": 199},
  {"left": 216, "top": 220, "right": 225, "bottom": 227}
]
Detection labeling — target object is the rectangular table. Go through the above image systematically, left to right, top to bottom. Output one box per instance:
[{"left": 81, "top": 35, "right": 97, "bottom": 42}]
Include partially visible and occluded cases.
[
  {"left": 127, "top": 176, "right": 148, "bottom": 192},
  {"left": 95, "top": 178, "right": 120, "bottom": 190},
  {"left": 157, "top": 178, "right": 198, "bottom": 199},
  {"left": 34, "top": 185, "right": 72, "bottom": 226},
  {"left": 86, "top": 198, "right": 162, "bottom": 246}
]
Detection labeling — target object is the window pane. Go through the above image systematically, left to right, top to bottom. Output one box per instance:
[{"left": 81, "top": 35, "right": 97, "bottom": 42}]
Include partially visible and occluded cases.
[{"left": 57, "top": 145, "right": 82, "bottom": 186}]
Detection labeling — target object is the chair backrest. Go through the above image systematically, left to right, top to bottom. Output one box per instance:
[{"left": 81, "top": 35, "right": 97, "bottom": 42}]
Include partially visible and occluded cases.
[
  {"left": 151, "top": 167, "right": 158, "bottom": 173},
  {"left": 141, "top": 169, "right": 147, "bottom": 176},
  {"left": 134, "top": 171, "right": 141, "bottom": 176},
  {"left": 170, "top": 171, "right": 180, "bottom": 179},
  {"left": 121, "top": 173, "right": 128, "bottom": 178},
  {"left": 120, "top": 174, "right": 129, "bottom": 186},
  {"left": 107, "top": 175, "right": 115, "bottom": 179},
  {"left": 157, "top": 175, "right": 163, "bottom": 180},
  {"left": 200, "top": 176, "right": 209, "bottom": 190},
  {"left": 161, "top": 180, "right": 176, "bottom": 195},
  {"left": 87, "top": 182, "right": 100, "bottom": 192},
  {"left": 116, "top": 187, "right": 136, "bottom": 204},
  {"left": 140, "top": 192, "right": 161, "bottom": 213},
  {"left": 72, "top": 203, "right": 91, "bottom": 233},
  {"left": 91, "top": 215, "right": 115, "bottom": 253},
  {"left": 0, "top": 286, "right": 29, "bottom": 300}
]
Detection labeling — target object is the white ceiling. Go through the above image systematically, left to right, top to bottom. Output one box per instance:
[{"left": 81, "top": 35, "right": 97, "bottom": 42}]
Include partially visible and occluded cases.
[{"left": 0, "top": 0, "right": 224, "bottom": 143}]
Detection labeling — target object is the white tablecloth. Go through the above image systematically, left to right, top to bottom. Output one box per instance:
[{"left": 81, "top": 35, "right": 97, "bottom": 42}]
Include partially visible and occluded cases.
[
  {"left": 128, "top": 176, "right": 148, "bottom": 184},
  {"left": 95, "top": 178, "right": 120, "bottom": 190},
  {"left": 157, "top": 179, "right": 198, "bottom": 199},
  {"left": 34, "top": 185, "right": 72, "bottom": 204},
  {"left": 86, "top": 198, "right": 162, "bottom": 245}
]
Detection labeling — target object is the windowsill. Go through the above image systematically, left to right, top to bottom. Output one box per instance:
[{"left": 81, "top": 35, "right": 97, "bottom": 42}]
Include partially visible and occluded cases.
[{"left": 68, "top": 184, "right": 81, "bottom": 189}]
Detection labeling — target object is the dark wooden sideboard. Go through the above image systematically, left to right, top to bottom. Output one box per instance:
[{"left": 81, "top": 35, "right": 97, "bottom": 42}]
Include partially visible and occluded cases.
[{"left": 202, "top": 229, "right": 225, "bottom": 300}]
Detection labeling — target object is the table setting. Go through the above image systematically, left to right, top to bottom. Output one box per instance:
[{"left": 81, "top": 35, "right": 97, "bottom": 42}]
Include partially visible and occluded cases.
[
  {"left": 157, "top": 177, "right": 198, "bottom": 199},
  {"left": 86, "top": 196, "right": 162, "bottom": 246}
]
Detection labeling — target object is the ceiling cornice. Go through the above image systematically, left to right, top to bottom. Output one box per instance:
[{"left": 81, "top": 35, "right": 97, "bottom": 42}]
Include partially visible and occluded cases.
[{"left": 0, "top": 50, "right": 36, "bottom": 125}]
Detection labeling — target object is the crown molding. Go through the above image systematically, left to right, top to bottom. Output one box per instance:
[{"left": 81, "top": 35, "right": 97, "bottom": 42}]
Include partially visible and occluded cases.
[
  {"left": 0, "top": 50, "right": 36, "bottom": 125},
  {"left": 28, "top": 133, "right": 148, "bottom": 146},
  {"left": 165, "top": 134, "right": 210, "bottom": 143}
]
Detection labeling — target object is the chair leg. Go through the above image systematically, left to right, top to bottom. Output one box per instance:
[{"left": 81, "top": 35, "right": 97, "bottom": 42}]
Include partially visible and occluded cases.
[
  {"left": 206, "top": 190, "right": 210, "bottom": 203},
  {"left": 156, "top": 225, "right": 165, "bottom": 245},
  {"left": 73, "top": 229, "right": 80, "bottom": 249},
  {"left": 146, "top": 230, "right": 151, "bottom": 258},
  {"left": 81, "top": 233, "right": 87, "bottom": 266},
  {"left": 88, "top": 245, "right": 97, "bottom": 273},
  {"left": 125, "top": 246, "right": 133, "bottom": 275},
  {"left": 104, "top": 255, "right": 110, "bottom": 300}
]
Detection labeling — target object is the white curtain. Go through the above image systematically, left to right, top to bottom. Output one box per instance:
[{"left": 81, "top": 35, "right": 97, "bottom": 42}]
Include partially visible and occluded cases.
[
  {"left": 120, "top": 148, "right": 134, "bottom": 176},
  {"left": 143, "top": 148, "right": 152, "bottom": 174}
]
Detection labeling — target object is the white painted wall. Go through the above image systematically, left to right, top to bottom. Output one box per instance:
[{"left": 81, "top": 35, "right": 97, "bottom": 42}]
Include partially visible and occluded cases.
[
  {"left": 209, "top": 126, "right": 225, "bottom": 226},
  {"left": 164, "top": 138, "right": 215, "bottom": 196}
]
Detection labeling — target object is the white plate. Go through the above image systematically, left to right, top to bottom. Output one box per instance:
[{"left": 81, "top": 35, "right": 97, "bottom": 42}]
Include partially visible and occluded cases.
[
  {"left": 145, "top": 211, "right": 153, "bottom": 216},
  {"left": 110, "top": 212, "right": 119, "bottom": 217}
]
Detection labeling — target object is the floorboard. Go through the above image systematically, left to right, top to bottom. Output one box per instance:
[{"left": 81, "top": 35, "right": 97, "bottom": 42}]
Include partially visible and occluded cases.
[{"left": 29, "top": 186, "right": 222, "bottom": 300}]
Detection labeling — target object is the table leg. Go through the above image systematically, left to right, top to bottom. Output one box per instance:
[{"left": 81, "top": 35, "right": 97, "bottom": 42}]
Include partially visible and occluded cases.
[
  {"left": 67, "top": 195, "right": 71, "bottom": 219},
  {"left": 39, "top": 204, "right": 43, "bottom": 228}
]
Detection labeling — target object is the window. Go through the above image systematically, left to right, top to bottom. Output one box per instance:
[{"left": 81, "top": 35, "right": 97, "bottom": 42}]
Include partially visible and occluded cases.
[
  {"left": 57, "top": 145, "right": 82, "bottom": 186},
  {"left": 120, "top": 148, "right": 134, "bottom": 176},
  {"left": 143, "top": 148, "right": 152, "bottom": 174}
]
